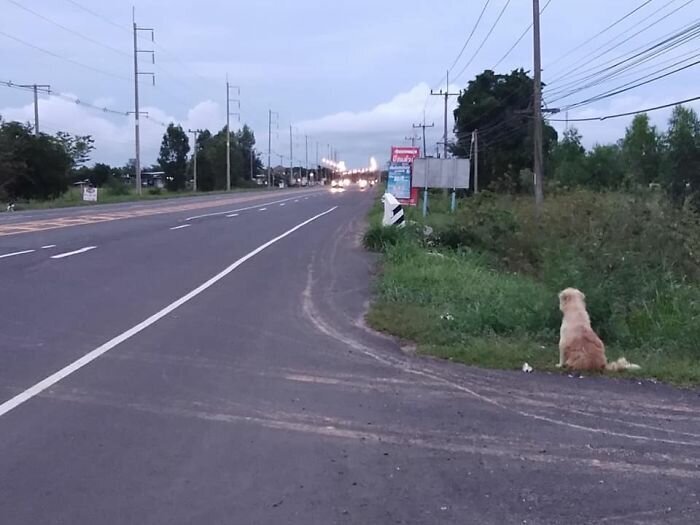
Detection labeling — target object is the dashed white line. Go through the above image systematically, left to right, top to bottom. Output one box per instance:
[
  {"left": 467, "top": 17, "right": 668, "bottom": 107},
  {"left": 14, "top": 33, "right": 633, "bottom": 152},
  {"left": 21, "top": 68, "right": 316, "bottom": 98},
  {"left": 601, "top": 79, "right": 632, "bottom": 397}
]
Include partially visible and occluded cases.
[
  {"left": 186, "top": 195, "right": 312, "bottom": 221},
  {"left": 294, "top": 200, "right": 299, "bottom": 203},
  {"left": 279, "top": 203, "right": 286, "bottom": 207},
  {"left": 0, "top": 207, "right": 338, "bottom": 419},
  {"left": 259, "top": 208, "right": 267, "bottom": 212},
  {"left": 226, "top": 213, "right": 239, "bottom": 218},
  {"left": 170, "top": 224, "right": 191, "bottom": 230},
  {"left": 41, "top": 245, "right": 56, "bottom": 249},
  {"left": 50, "top": 246, "right": 97, "bottom": 259},
  {"left": 0, "top": 249, "right": 35, "bottom": 260}
]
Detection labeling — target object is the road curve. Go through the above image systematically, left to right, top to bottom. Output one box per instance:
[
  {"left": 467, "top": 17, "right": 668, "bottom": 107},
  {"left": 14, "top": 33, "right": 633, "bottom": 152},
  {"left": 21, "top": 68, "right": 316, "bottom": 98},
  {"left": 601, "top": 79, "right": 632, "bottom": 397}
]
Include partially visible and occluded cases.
[{"left": 0, "top": 187, "right": 698, "bottom": 524}]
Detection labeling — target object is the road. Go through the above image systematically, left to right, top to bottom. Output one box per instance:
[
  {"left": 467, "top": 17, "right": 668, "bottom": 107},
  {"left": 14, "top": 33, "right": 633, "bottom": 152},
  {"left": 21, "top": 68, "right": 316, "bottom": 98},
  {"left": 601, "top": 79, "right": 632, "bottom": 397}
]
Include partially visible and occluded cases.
[{"left": 0, "top": 187, "right": 698, "bottom": 524}]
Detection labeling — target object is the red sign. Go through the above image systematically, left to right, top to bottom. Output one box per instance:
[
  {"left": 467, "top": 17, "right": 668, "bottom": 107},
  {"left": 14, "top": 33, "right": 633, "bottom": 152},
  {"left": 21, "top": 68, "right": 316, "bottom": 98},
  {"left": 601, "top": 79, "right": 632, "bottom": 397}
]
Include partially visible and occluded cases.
[
  {"left": 391, "top": 146, "right": 420, "bottom": 164},
  {"left": 404, "top": 187, "right": 419, "bottom": 206}
]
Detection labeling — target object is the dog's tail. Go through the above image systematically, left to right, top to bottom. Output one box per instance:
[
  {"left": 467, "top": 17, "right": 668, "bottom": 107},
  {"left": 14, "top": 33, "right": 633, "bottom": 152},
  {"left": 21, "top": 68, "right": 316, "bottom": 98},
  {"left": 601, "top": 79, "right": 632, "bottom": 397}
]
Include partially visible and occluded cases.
[{"left": 606, "top": 357, "right": 641, "bottom": 372}]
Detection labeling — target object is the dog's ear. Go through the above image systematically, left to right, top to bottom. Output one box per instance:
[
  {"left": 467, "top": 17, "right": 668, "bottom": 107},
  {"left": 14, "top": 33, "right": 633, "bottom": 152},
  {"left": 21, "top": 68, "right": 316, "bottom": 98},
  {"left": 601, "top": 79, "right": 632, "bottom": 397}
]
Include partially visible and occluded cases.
[
  {"left": 559, "top": 288, "right": 579, "bottom": 306},
  {"left": 558, "top": 289, "right": 571, "bottom": 304}
]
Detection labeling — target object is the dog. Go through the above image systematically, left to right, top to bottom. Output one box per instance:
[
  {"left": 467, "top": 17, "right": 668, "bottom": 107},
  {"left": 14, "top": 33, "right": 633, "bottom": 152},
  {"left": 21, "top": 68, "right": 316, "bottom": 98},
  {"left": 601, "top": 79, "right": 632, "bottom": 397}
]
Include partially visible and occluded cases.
[{"left": 557, "top": 288, "right": 640, "bottom": 372}]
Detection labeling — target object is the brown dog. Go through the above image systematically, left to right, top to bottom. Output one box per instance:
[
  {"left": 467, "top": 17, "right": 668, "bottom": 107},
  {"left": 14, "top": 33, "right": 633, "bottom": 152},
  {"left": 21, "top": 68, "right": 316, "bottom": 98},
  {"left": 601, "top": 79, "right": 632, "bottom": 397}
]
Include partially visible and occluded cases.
[{"left": 558, "top": 288, "right": 640, "bottom": 372}]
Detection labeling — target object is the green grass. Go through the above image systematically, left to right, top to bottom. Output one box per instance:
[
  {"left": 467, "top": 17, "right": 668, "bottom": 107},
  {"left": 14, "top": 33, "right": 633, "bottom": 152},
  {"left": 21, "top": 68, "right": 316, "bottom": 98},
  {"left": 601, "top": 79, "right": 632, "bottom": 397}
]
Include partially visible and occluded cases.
[
  {"left": 9, "top": 186, "right": 266, "bottom": 211},
  {"left": 365, "top": 191, "right": 700, "bottom": 386}
]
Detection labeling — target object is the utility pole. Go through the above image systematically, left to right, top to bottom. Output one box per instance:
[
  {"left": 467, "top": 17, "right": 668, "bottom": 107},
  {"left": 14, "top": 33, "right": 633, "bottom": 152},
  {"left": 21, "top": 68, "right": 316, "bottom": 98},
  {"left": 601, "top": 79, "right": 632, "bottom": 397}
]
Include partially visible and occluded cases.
[
  {"left": 533, "top": 0, "right": 544, "bottom": 207},
  {"left": 131, "top": 11, "right": 155, "bottom": 195},
  {"left": 430, "top": 71, "right": 461, "bottom": 159},
  {"left": 225, "top": 80, "right": 240, "bottom": 192},
  {"left": 18, "top": 84, "right": 51, "bottom": 135},
  {"left": 267, "top": 110, "right": 278, "bottom": 188},
  {"left": 413, "top": 121, "right": 435, "bottom": 158},
  {"left": 289, "top": 125, "right": 294, "bottom": 184},
  {"left": 188, "top": 129, "right": 199, "bottom": 192},
  {"left": 473, "top": 129, "right": 479, "bottom": 194},
  {"left": 305, "top": 135, "right": 309, "bottom": 181},
  {"left": 404, "top": 135, "right": 417, "bottom": 147},
  {"left": 315, "top": 141, "right": 320, "bottom": 182},
  {"left": 250, "top": 148, "right": 255, "bottom": 181}
]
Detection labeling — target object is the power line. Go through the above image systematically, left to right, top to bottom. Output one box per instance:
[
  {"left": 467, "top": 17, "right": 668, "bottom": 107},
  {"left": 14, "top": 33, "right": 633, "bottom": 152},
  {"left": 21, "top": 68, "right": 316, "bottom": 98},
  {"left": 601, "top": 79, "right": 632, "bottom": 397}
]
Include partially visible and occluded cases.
[
  {"left": 5, "top": 0, "right": 130, "bottom": 58},
  {"left": 62, "top": 0, "right": 212, "bottom": 96},
  {"left": 63, "top": 0, "right": 129, "bottom": 33},
  {"left": 423, "top": 0, "right": 493, "bottom": 115},
  {"left": 448, "top": 0, "right": 492, "bottom": 74},
  {"left": 454, "top": 0, "right": 513, "bottom": 82},
  {"left": 492, "top": 0, "right": 554, "bottom": 70},
  {"left": 545, "top": 0, "right": 655, "bottom": 69},
  {"left": 546, "top": 0, "right": 695, "bottom": 86},
  {"left": 547, "top": 16, "right": 700, "bottom": 97},
  {"left": 546, "top": 21, "right": 700, "bottom": 103},
  {"left": 0, "top": 30, "right": 130, "bottom": 82},
  {"left": 548, "top": 41, "right": 700, "bottom": 104},
  {"left": 560, "top": 57, "right": 700, "bottom": 110},
  {"left": 1, "top": 79, "right": 170, "bottom": 129},
  {"left": 1, "top": 80, "right": 128, "bottom": 116},
  {"left": 545, "top": 94, "right": 700, "bottom": 121}
]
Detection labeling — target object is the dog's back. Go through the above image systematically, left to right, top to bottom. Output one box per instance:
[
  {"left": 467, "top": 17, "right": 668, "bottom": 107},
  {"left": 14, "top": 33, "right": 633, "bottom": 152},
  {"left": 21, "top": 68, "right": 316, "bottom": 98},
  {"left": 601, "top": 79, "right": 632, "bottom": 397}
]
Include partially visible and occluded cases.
[
  {"left": 559, "top": 288, "right": 607, "bottom": 371},
  {"left": 561, "top": 325, "right": 607, "bottom": 371}
]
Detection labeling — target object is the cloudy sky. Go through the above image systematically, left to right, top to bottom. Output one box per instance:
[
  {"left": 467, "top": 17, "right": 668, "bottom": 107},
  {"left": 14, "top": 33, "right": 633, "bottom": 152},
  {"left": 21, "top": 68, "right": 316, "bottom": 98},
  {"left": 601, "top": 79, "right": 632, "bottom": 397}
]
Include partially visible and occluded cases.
[{"left": 1, "top": 0, "right": 699, "bottom": 169}]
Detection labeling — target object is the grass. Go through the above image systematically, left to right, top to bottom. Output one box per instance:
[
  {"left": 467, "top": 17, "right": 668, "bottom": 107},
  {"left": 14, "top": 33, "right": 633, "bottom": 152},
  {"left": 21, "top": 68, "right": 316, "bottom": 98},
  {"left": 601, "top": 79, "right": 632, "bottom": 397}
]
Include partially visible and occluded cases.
[
  {"left": 8, "top": 186, "right": 266, "bottom": 211},
  {"left": 365, "top": 190, "right": 700, "bottom": 386}
]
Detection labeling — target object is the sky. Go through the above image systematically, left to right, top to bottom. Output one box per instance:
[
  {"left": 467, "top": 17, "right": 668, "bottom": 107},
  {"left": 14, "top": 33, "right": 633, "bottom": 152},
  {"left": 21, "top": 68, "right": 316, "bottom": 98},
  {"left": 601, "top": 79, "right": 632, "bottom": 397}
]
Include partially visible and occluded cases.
[{"left": 1, "top": 0, "right": 699, "bottom": 170}]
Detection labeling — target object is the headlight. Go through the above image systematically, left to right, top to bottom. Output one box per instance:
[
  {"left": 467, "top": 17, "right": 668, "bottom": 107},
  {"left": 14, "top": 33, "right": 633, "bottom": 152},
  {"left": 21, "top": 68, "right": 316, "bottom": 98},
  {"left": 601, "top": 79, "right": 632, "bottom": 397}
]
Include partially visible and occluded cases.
[
  {"left": 342, "top": 178, "right": 351, "bottom": 187},
  {"left": 359, "top": 179, "right": 368, "bottom": 188}
]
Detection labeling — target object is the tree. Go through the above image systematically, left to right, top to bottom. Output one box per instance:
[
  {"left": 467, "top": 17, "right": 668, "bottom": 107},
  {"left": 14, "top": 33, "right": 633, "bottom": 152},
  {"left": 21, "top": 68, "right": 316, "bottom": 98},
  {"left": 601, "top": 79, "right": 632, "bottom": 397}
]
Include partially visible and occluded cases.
[
  {"left": 452, "top": 69, "right": 557, "bottom": 192},
  {"left": 662, "top": 105, "right": 700, "bottom": 205},
  {"left": 622, "top": 113, "right": 660, "bottom": 185},
  {"left": 0, "top": 120, "right": 71, "bottom": 200},
  {"left": 158, "top": 124, "right": 190, "bottom": 191},
  {"left": 195, "top": 125, "right": 261, "bottom": 191},
  {"left": 551, "top": 128, "right": 589, "bottom": 187},
  {"left": 55, "top": 131, "right": 95, "bottom": 168},
  {"left": 587, "top": 144, "right": 624, "bottom": 190},
  {"left": 89, "top": 163, "right": 114, "bottom": 187}
]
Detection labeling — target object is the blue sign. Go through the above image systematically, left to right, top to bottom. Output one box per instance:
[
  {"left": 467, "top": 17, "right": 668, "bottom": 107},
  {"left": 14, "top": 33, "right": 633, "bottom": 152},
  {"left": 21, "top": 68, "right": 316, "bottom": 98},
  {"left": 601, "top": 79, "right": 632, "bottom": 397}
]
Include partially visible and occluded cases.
[{"left": 387, "top": 163, "right": 411, "bottom": 200}]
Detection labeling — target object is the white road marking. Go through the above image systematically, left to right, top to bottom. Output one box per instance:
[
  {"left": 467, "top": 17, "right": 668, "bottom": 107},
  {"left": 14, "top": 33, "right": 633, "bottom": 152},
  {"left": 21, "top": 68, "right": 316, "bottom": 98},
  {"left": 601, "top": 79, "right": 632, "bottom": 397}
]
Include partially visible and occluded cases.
[
  {"left": 186, "top": 194, "right": 315, "bottom": 221},
  {"left": 294, "top": 200, "right": 299, "bottom": 203},
  {"left": 279, "top": 203, "right": 286, "bottom": 206},
  {"left": 0, "top": 207, "right": 338, "bottom": 419},
  {"left": 259, "top": 208, "right": 267, "bottom": 211},
  {"left": 226, "top": 213, "right": 239, "bottom": 218},
  {"left": 170, "top": 224, "right": 191, "bottom": 230},
  {"left": 41, "top": 245, "right": 56, "bottom": 249},
  {"left": 50, "top": 246, "right": 97, "bottom": 259},
  {"left": 0, "top": 249, "right": 35, "bottom": 259}
]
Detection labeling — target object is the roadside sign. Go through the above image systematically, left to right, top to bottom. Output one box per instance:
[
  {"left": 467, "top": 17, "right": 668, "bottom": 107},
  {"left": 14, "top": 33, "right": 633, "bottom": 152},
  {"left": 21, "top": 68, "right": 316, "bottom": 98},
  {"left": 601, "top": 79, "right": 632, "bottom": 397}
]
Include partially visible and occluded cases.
[
  {"left": 391, "top": 146, "right": 420, "bottom": 164},
  {"left": 387, "top": 164, "right": 412, "bottom": 200},
  {"left": 82, "top": 187, "right": 98, "bottom": 202}
]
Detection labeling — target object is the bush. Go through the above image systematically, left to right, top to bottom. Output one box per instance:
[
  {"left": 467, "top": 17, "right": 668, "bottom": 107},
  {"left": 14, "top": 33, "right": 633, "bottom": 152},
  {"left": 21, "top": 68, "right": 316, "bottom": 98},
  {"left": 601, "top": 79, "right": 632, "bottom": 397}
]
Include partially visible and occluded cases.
[
  {"left": 103, "top": 176, "right": 131, "bottom": 196},
  {"left": 148, "top": 187, "right": 163, "bottom": 196},
  {"left": 369, "top": 189, "right": 700, "bottom": 384},
  {"left": 438, "top": 191, "right": 700, "bottom": 358}
]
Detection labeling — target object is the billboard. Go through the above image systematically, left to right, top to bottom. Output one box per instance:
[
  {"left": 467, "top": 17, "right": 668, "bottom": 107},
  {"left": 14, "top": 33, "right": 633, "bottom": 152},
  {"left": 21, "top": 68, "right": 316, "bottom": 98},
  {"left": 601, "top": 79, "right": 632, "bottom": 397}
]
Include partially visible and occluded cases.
[
  {"left": 391, "top": 146, "right": 420, "bottom": 164},
  {"left": 412, "top": 158, "right": 471, "bottom": 189},
  {"left": 386, "top": 164, "right": 412, "bottom": 200}
]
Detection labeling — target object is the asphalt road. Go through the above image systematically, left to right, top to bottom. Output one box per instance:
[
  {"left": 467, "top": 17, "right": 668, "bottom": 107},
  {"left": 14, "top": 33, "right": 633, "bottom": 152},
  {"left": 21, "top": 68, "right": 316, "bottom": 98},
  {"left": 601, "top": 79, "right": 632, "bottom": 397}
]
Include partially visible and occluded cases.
[{"left": 0, "top": 187, "right": 698, "bottom": 525}]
